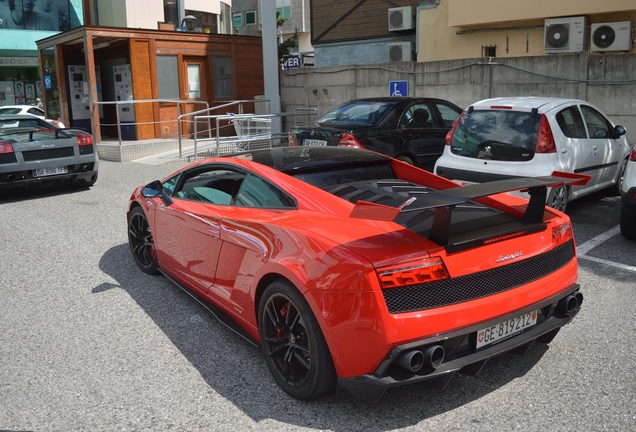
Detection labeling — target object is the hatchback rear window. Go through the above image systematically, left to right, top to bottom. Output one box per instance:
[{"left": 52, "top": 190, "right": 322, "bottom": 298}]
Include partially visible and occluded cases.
[
  {"left": 318, "top": 101, "right": 394, "bottom": 126},
  {"left": 449, "top": 110, "right": 540, "bottom": 162}
]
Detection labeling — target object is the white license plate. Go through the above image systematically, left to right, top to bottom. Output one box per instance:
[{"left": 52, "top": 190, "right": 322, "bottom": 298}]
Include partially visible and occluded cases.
[
  {"left": 302, "top": 139, "right": 327, "bottom": 147},
  {"left": 33, "top": 166, "right": 68, "bottom": 177},
  {"left": 476, "top": 310, "right": 537, "bottom": 349}
]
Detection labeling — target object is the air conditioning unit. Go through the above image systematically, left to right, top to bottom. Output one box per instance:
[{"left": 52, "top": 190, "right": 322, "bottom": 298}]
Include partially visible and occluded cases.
[
  {"left": 388, "top": 6, "right": 413, "bottom": 32},
  {"left": 544, "top": 16, "right": 588, "bottom": 53},
  {"left": 590, "top": 21, "right": 633, "bottom": 51},
  {"left": 388, "top": 42, "right": 412, "bottom": 62}
]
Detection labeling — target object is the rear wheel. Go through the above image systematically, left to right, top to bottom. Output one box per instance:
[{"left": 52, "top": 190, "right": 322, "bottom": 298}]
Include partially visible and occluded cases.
[
  {"left": 396, "top": 155, "right": 414, "bottom": 165},
  {"left": 547, "top": 185, "right": 569, "bottom": 212},
  {"left": 128, "top": 206, "right": 159, "bottom": 274},
  {"left": 620, "top": 206, "right": 636, "bottom": 240},
  {"left": 258, "top": 280, "right": 336, "bottom": 400}
]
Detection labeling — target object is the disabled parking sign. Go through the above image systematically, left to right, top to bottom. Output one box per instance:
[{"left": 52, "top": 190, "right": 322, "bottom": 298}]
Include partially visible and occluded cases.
[{"left": 389, "top": 80, "right": 408, "bottom": 97}]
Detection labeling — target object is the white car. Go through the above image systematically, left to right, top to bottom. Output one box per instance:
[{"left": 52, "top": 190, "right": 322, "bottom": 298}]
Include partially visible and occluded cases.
[
  {"left": 434, "top": 97, "right": 632, "bottom": 212},
  {"left": 0, "top": 105, "right": 66, "bottom": 128},
  {"left": 620, "top": 147, "right": 636, "bottom": 240}
]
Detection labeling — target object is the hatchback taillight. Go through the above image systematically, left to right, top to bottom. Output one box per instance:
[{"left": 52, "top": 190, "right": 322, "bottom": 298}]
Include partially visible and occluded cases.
[
  {"left": 445, "top": 112, "right": 463, "bottom": 146},
  {"left": 536, "top": 114, "right": 556, "bottom": 154},
  {"left": 338, "top": 132, "right": 364, "bottom": 148},
  {"left": 77, "top": 133, "right": 93, "bottom": 146},
  {"left": 0, "top": 140, "right": 14, "bottom": 154},
  {"left": 629, "top": 147, "right": 636, "bottom": 162}
]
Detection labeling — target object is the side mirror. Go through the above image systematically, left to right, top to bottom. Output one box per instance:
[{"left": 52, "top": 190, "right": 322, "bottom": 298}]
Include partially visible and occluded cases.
[
  {"left": 614, "top": 125, "right": 626, "bottom": 137},
  {"left": 141, "top": 180, "right": 173, "bottom": 206}
]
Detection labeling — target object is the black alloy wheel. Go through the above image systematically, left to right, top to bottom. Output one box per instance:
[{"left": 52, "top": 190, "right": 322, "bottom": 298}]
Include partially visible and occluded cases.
[
  {"left": 128, "top": 206, "right": 159, "bottom": 274},
  {"left": 258, "top": 280, "right": 336, "bottom": 400}
]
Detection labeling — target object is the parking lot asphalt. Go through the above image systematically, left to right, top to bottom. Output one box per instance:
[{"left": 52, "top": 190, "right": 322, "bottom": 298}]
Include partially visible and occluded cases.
[{"left": 0, "top": 160, "right": 634, "bottom": 431}]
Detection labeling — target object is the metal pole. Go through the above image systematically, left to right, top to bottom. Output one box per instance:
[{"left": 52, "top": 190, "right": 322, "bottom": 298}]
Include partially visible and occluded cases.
[
  {"left": 116, "top": 103, "right": 122, "bottom": 146},
  {"left": 177, "top": 103, "right": 182, "bottom": 158}
]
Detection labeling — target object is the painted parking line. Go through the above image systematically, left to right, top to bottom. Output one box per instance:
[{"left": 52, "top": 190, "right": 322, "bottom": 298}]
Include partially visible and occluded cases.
[{"left": 576, "top": 225, "right": 636, "bottom": 273}]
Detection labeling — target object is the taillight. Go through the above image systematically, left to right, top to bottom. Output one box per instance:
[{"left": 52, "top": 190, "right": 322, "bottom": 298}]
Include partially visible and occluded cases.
[
  {"left": 445, "top": 113, "right": 463, "bottom": 145},
  {"left": 536, "top": 114, "right": 556, "bottom": 153},
  {"left": 288, "top": 130, "right": 297, "bottom": 146},
  {"left": 337, "top": 132, "right": 364, "bottom": 148},
  {"left": 77, "top": 133, "right": 93, "bottom": 146},
  {"left": 0, "top": 140, "right": 14, "bottom": 154},
  {"left": 629, "top": 147, "right": 636, "bottom": 162},
  {"left": 552, "top": 221, "right": 573, "bottom": 246},
  {"left": 377, "top": 257, "right": 449, "bottom": 289}
]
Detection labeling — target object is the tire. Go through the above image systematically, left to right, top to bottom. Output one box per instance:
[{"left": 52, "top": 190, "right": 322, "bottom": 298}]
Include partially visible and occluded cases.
[
  {"left": 396, "top": 155, "right": 414, "bottom": 165},
  {"left": 614, "top": 158, "right": 628, "bottom": 196},
  {"left": 547, "top": 185, "right": 569, "bottom": 212},
  {"left": 128, "top": 206, "right": 159, "bottom": 274},
  {"left": 620, "top": 206, "right": 636, "bottom": 240},
  {"left": 258, "top": 279, "right": 336, "bottom": 400}
]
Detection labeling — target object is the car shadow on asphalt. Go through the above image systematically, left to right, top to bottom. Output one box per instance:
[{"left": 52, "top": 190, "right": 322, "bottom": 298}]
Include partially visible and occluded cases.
[
  {"left": 0, "top": 183, "right": 92, "bottom": 202},
  {"left": 96, "top": 243, "right": 549, "bottom": 431}
]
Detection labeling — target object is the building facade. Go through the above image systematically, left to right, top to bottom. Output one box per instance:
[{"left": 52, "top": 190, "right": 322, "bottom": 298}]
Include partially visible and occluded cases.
[
  {"left": 0, "top": 0, "right": 232, "bottom": 119},
  {"left": 233, "top": 0, "right": 313, "bottom": 68},
  {"left": 310, "top": 0, "right": 636, "bottom": 67}
]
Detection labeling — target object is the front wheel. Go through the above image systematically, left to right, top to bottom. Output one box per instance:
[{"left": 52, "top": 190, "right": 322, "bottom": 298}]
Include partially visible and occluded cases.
[
  {"left": 396, "top": 155, "right": 414, "bottom": 165},
  {"left": 548, "top": 185, "right": 569, "bottom": 212},
  {"left": 128, "top": 206, "right": 159, "bottom": 274},
  {"left": 258, "top": 280, "right": 336, "bottom": 400}
]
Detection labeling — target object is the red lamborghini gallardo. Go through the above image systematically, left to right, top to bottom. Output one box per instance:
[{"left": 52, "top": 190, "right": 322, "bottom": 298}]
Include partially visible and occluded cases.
[{"left": 127, "top": 146, "right": 588, "bottom": 402}]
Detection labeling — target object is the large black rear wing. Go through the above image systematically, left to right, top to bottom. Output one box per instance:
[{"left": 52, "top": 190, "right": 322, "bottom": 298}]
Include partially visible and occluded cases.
[{"left": 350, "top": 172, "right": 590, "bottom": 249}]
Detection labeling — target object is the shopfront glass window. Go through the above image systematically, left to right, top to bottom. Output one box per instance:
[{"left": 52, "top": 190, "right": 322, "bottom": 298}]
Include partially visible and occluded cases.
[
  {"left": 0, "top": 0, "right": 71, "bottom": 31},
  {"left": 157, "top": 55, "right": 180, "bottom": 99},
  {"left": 213, "top": 57, "right": 233, "bottom": 99}
]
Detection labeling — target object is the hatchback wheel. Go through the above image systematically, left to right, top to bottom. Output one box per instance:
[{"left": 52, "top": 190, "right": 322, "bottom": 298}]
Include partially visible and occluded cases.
[
  {"left": 548, "top": 185, "right": 568, "bottom": 212},
  {"left": 128, "top": 206, "right": 159, "bottom": 274},
  {"left": 258, "top": 280, "right": 336, "bottom": 399}
]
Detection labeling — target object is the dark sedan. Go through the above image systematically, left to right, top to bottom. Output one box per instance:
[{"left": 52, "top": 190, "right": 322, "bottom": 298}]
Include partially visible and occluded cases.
[{"left": 288, "top": 97, "right": 463, "bottom": 171}]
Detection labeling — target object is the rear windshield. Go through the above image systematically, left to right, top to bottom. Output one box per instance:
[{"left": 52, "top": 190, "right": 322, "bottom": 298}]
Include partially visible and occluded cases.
[
  {"left": 317, "top": 101, "right": 395, "bottom": 126},
  {"left": 450, "top": 110, "right": 540, "bottom": 162},
  {"left": 291, "top": 162, "right": 396, "bottom": 188}
]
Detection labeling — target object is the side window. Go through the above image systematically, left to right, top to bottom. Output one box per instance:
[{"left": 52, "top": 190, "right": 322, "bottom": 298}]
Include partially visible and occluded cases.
[
  {"left": 435, "top": 103, "right": 461, "bottom": 127},
  {"left": 401, "top": 104, "right": 436, "bottom": 128},
  {"left": 581, "top": 105, "right": 610, "bottom": 139},
  {"left": 555, "top": 106, "right": 587, "bottom": 139},
  {"left": 172, "top": 168, "right": 245, "bottom": 205},
  {"left": 235, "top": 173, "right": 296, "bottom": 208},
  {"left": 162, "top": 175, "right": 180, "bottom": 196}
]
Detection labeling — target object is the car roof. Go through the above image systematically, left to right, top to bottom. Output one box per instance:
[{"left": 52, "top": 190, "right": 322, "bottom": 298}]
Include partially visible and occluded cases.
[
  {"left": 468, "top": 96, "right": 583, "bottom": 113},
  {"left": 343, "top": 97, "right": 458, "bottom": 104},
  {"left": 0, "top": 105, "right": 35, "bottom": 110},
  {"left": 229, "top": 146, "right": 390, "bottom": 172}
]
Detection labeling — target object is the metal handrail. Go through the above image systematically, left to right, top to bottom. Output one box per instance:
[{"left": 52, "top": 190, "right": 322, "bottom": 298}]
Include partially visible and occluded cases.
[
  {"left": 93, "top": 98, "right": 209, "bottom": 145},
  {"left": 176, "top": 99, "right": 271, "bottom": 157}
]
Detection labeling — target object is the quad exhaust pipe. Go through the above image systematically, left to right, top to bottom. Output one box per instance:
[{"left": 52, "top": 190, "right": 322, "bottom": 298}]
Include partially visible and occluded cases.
[
  {"left": 557, "top": 290, "right": 583, "bottom": 314},
  {"left": 395, "top": 345, "right": 445, "bottom": 372}
]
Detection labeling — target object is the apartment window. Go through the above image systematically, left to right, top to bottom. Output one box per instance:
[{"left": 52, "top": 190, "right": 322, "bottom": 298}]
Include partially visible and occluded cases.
[
  {"left": 276, "top": 0, "right": 291, "bottom": 19},
  {"left": 245, "top": 10, "right": 257, "bottom": 25},
  {"left": 232, "top": 13, "right": 242, "bottom": 27},
  {"left": 482, "top": 45, "right": 497, "bottom": 57},
  {"left": 156, "top": 55, "right": 179, "bottom": 99},
  {"left": 213, "top": 57, "right": 233, "bottom": 98}
]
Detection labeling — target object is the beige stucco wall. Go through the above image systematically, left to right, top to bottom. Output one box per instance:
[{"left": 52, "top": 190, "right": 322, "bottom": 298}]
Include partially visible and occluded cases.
[
  {"left": 448, "top": 0, "right": 636, "bottom": 27},
  {"left": 419, "top": 1, "right": 636, "bottom": 61}
]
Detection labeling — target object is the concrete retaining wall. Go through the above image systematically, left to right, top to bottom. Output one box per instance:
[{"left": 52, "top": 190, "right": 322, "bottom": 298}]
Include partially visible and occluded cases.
[{"left": 280, "top": 52, "right": 636, "bottom": 144}]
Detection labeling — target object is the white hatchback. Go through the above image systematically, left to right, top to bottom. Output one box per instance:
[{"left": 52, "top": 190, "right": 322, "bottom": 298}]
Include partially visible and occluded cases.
[
  {"left": 434, "top": 97, "right": 632, "bottom": 212},
  {"left": 620, "top": 147, "right": 636, "bottom": 240}
]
